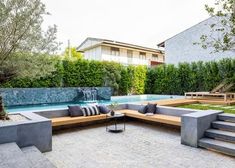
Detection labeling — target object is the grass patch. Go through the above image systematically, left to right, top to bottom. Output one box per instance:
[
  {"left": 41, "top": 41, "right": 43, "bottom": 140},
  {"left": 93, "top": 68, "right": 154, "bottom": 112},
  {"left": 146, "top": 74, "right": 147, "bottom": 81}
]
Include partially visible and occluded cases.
[{"left": 178, "top": 104, "right": 235, "bottom": 114}]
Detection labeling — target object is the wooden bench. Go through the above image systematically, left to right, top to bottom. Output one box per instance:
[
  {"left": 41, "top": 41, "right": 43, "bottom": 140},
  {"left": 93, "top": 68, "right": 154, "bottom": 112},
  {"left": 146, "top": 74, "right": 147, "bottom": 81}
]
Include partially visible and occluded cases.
[
  {"left": 51, "top": 109, "right": 181, "bottom": 127},
  {"left": 116, "top": 109, "right": 181, "bottom": 126},
  {"left": 51, "top": 114, "right": 107, "bottom": 127}
]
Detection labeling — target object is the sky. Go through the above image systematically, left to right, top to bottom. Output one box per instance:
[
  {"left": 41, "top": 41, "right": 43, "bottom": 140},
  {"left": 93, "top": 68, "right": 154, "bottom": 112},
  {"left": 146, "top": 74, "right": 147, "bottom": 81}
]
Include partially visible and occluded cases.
[{"left": 41, "top": 0, "right": 215, "bottom": 52}]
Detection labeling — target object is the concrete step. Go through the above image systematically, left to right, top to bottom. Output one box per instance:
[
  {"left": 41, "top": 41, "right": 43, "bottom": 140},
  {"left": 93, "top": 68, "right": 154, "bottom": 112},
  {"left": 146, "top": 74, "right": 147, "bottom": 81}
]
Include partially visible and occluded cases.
[
  {"left": 218, "top": 113, "right": 235, "bottom": 122},
  {"left": 212, "top": 121, "right": 235, "bottom": 132},
  {"left": 205, "top": 129, "right": 235, "bottom": 142},
  {"left": 199, "top": 138, "right": 235, "bottom": 157},
  {"left": 0, "top": 143, "right": 31, "bottom": 168},
  {"left": 21, "top": 146, "right": 56, "bottom": 168}
]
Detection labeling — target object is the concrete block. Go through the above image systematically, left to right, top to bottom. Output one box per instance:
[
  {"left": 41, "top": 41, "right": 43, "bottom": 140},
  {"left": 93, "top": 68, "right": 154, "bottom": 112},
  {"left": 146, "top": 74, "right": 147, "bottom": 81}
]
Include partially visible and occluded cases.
[{"left": 181, "top": 110, "right": 223, "bottom": 147}]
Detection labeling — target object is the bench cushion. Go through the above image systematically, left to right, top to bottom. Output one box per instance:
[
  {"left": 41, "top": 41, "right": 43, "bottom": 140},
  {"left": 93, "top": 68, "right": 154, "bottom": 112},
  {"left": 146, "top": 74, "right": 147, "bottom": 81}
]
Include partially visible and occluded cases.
[
  {"left": 146, "top": 103, "right": 157, "bottom": 114},
  {"left": 68, "top": 105, "right": 84, "bottom": 117},
  {"left": 97, "top": 105, "right": 111, "bottom": 114},
  {"left": 138, "top": 105, "right": 147, "bottom": 114},
  {"left": 83, "top": 106, "right": 100, "bottom": 116},
  {"left": 116, "top": 109, "right": 181, "bottom": 126}
]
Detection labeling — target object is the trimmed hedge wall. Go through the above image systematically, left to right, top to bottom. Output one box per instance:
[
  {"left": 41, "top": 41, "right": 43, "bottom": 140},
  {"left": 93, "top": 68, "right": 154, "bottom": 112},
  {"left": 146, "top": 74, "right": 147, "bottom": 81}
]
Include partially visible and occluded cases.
[
  {"left": 0, "top": 58, "right": 235, "bottom": 95},
  {"left": 0, "top": 59, "right": 147, "bottom": 95},
  {"left": 145, "top": 59, "right": 235, "bottom": 95}
]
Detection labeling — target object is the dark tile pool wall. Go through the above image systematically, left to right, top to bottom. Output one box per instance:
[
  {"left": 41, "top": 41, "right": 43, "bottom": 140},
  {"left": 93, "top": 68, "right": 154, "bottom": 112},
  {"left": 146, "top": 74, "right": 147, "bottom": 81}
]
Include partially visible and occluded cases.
[{"left": 0, "top": 87, "right": 111, "bottom": 106}]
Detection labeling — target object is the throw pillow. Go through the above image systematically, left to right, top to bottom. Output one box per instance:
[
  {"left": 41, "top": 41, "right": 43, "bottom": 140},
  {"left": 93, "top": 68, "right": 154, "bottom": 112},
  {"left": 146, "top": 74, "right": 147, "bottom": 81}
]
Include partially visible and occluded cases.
[
  {"left": 146, "top": 103, "right": 157, "bottom": 114},
  {"left": 68, "top": 105, "right": 84, "bottom": 117},
  {"left": 82, "top": 105, "right": 100, "bottom": 116},
  {"left": 97, "top": 105, "right": 111, "bottom": 114},
  {"left": 138, "top": 105, "right": 147, "bottom": 114}
]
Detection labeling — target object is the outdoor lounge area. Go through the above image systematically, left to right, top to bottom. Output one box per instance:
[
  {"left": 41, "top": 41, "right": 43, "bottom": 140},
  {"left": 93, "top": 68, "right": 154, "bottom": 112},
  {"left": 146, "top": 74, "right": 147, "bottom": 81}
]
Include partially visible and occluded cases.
[
  {"left": 1, "top": 0, "right": 235, "bottom": 167},
  {"left": 1, "top": 89, "right": 235, "bottom": 167}
]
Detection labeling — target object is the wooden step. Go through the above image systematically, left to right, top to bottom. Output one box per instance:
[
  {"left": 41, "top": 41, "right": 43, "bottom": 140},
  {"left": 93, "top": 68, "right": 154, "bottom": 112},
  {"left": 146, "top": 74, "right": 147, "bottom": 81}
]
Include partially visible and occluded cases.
[{"left": 199, "top": 138, "right": 235, "bottom": 157}]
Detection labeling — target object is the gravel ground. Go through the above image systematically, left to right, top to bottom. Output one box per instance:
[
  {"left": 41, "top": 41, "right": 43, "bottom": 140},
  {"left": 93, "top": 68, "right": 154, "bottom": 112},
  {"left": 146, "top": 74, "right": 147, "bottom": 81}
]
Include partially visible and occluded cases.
[
  {"left": 0, "top": 114, "right": 28, "bottom": 126},
  {"left": 44, "top": 122, "right": 235, "bottom": 168}
]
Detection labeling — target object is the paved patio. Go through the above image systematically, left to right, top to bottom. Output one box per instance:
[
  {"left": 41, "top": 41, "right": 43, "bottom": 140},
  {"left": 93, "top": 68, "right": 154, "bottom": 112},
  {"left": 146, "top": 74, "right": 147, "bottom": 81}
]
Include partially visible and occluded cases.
[{"left": 44, "top": 122, "right": 235, "bottom": 168}]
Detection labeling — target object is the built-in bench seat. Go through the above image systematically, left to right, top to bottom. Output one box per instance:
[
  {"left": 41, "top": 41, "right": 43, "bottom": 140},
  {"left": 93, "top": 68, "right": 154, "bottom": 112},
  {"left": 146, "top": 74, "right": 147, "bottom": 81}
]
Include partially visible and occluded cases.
[
  {"left": 51, "top": 109, "right": 181, "bottom": 127},
  {"left": 116, "top": 109, "right": 181, "bottom": 126},
  {"left": 51, "top": 114, "right": 107, "bottom": 127}
]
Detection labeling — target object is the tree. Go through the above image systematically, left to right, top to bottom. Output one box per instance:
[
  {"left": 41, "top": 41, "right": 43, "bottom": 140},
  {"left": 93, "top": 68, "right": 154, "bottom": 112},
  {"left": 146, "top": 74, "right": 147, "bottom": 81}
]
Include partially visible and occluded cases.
[
  {"left": 0, "top": 0, "right": 60, "bottom": 83},
  {"left": 198, "top": 0, "right": 235, "bottom": 52},
  {"left": 63, "top": 47, "right": 83, "bottom": 60},
  {"left": 0, "top": 96, "right": 9, "bottom": 120}
]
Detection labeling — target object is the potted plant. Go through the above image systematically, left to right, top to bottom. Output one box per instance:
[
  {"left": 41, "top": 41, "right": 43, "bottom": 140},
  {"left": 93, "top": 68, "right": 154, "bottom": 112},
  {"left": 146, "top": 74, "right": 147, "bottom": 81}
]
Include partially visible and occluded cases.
[
  {"left": 0, "top": 96, "right": 9, "bottom": 120},
  {"left": 109, "top": 102, "right": 118, "bottom": 116}
]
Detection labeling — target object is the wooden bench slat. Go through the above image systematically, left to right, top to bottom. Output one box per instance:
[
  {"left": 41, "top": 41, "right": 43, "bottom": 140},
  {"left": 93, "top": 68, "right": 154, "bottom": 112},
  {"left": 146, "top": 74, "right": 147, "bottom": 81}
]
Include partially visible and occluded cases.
[
  {"left": 51, "top": 109, "right": 181, "bottom": 127},
  {"left": 116, "top": 109, "right": 181, "bottom": 126},
  {"left": 51, "top": 114, "right": 107, "bottom": 127}
]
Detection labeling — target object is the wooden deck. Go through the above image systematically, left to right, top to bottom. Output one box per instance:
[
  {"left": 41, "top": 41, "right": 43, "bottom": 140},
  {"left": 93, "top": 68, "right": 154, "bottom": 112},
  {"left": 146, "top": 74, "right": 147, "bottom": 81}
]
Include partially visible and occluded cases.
[
  {"left": 140, "top": 98, "right": 235, "bottom": 106},
  {"left": 141, "top": 99, "right": 198, "bottom": 106},
  {"left": 196, "top": 99, "right": 235, "bottom": 105}
]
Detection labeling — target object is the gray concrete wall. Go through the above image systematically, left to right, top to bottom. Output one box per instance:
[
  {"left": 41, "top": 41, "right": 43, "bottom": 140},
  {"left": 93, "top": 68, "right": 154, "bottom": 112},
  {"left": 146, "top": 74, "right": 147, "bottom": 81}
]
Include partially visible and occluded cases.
[
  {"left": 164, "top": 17, "right": 235, "bottom": 65},
  {"left": 0, "top": 87, "right": 111, "bottom": 106},
  {"left": 157, "top": 106, "right": 198, "bottom": 117},
  {"left": 181, "top": 110, "right": 223, "bottom": 147},
  {"left": 0, "top": 112, "right": 52, "bottom": 152}
]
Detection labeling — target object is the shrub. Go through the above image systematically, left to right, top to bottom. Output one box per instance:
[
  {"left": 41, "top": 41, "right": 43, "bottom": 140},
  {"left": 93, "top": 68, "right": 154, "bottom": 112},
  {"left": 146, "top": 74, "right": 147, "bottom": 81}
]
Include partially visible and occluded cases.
[{"left": 0, "top": 57, "right": 235, "bottom": 95}]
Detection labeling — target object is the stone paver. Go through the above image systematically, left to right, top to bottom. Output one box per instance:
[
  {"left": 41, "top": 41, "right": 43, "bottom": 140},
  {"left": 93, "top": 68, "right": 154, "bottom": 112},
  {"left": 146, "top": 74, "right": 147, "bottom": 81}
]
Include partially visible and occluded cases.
[{"left": 44, "top": 122, "right": 235, "bottom": 168}]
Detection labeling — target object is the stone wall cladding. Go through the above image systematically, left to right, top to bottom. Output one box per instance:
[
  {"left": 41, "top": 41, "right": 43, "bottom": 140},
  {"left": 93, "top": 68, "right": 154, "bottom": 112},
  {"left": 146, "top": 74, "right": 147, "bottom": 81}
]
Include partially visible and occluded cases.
[{"left": 0, "top": 87, "right": 111, "bottom": 106}]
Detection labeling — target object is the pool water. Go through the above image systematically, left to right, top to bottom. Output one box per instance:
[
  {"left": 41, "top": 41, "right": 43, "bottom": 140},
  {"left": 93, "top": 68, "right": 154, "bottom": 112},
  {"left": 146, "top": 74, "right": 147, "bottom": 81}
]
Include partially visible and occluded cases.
[{"left": 6, "top": 95, "right": 182, "bottom": 113}]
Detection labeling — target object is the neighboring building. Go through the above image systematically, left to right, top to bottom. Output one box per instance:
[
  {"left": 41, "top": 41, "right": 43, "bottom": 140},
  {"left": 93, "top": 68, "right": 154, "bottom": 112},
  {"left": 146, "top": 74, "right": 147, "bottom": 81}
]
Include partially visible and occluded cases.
[
  {"left": 157, "top": 17, "right": 235, "bottom": 65},
  {"left": 77, "top": 37, "right": 164, "bottom": 66}
]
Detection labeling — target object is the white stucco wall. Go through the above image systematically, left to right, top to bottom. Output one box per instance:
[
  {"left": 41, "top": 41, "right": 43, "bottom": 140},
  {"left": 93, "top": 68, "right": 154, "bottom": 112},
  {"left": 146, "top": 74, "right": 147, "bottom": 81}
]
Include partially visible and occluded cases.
[
  {"left": 165, "top": 17, "right": 235, "bottom": 65},
  {"left": 84, "top": 45, "right": 164, "bottom": 66},
  {"left": 84, "top": 46, "right": 102, "bottom": 61},
  {"left": 101, "top": 46, "right": 149, "bottom": 65}
]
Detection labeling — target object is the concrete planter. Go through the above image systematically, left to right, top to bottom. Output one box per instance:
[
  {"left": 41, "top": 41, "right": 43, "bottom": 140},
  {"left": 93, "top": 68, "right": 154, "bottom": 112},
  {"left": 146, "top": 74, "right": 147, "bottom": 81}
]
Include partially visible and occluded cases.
[{"left": 0, "top": 112, "right": 52, "bottom": 152}]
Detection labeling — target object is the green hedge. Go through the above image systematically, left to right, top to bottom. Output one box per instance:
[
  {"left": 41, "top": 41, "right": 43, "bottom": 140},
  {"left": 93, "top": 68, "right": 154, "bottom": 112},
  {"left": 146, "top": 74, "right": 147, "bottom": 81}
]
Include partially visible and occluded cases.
[
  {"left": 1, "top": 58, "right": 235, "bottom": 95},
  {"left": 146, "top": 58, "right": 235, "bottom": 95},
  {"left": 0, "top": 59, "right": 147, "bottom": 95}
]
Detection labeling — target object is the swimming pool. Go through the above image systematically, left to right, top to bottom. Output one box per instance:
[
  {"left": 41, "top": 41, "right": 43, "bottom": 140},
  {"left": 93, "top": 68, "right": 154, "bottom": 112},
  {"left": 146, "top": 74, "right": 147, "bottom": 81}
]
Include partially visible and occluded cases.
[{"left": 6, "top": 94, "right": 182, "bottom": 113}]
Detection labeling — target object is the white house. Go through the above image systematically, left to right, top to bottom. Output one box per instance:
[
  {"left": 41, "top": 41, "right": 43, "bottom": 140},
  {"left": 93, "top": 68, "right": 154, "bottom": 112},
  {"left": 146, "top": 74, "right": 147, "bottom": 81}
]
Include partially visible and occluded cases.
[
  {"left": 157, "top": 17, "right": 235, "bottom": 65},
  {"left": 77, "top": 37, "right": 164, "bottom": 66}
]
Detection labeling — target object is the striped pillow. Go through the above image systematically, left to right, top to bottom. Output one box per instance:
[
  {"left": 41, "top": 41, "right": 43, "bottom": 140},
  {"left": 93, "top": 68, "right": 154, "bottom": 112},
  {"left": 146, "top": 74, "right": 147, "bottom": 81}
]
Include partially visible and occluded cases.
[{"left": 82, "top": 105, "right": 100, "bottom": 116}]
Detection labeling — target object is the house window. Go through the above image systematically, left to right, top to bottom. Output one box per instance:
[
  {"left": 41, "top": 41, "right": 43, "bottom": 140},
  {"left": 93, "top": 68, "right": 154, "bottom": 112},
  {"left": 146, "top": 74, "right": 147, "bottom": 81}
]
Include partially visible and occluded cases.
[
  {"left": 110, "top": 47, "right": 120, "bottom": 56},
  {"left": 127, "top": 50, "right": 133, "bottom": 58},
  {"left": 139, "top": 52, "right": 146, "bottom": 59},
  {"left": 152, "top": 54, "right": 158, "bottom": 60}
]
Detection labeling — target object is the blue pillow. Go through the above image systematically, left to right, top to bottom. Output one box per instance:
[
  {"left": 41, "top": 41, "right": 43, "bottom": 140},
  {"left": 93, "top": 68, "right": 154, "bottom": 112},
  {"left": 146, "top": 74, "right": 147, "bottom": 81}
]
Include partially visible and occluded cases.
[
  {"left": 146, "top": 103, "right": 157, "bottom": 114},
  {"left": 68, "top": 105, "right": 84, "bottom": 117},
  {"left": 97, "top": 105, "right": 111, "bottom": 114},
  {"left": 138, "top": 105, "right": 148, "bottom": 114}
]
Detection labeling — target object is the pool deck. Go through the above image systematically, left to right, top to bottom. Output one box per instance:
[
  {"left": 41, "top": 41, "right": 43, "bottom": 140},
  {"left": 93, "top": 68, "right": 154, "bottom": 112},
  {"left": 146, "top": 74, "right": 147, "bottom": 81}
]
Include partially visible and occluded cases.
[
  {"left": 142, "top": 98, "right": 235, "bottom": 106},
  {"left": 44, "top": 122, "right": 235, "bottom": 168}
]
